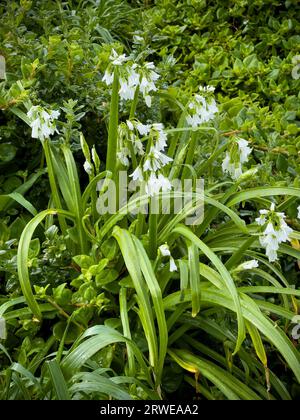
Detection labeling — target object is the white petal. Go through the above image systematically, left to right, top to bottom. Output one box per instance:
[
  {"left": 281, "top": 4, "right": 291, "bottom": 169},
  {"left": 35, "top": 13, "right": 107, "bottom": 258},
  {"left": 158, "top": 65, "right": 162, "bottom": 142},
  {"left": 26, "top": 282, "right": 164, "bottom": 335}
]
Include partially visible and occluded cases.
[
  {"left": 84, "top": 160, "right": 93, "bottom": 175},
  {"left": 130, "top": 167, "right": 144, "bottom": 182},
  {"left": 159, "top": 244, "right": 171, "bottom": 257},
  {"left": 169, "top": 257, "right": 178, "bottom": 272}
]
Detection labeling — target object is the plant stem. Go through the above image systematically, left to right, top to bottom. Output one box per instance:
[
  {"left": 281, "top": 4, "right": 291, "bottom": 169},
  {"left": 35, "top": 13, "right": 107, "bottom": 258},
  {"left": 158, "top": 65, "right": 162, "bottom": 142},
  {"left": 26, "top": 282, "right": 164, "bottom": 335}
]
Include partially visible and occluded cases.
[
  {"left": 106, "top": 68, "right": 119, "bottom": 179},
  {"left": 127, "top": 86, "right": 140, "bottom": 170},
  {"left": 182, "top": 131, "right": 197, "bottom": 179},
  {"left": 43, "top": 139, "right": 68, "bottom": 235},
  {"left": 62, "top": 145, "right": 88, "bottom": 254},
  {"left": 149, "top": 199, "right": 158, "bottom": 259}
]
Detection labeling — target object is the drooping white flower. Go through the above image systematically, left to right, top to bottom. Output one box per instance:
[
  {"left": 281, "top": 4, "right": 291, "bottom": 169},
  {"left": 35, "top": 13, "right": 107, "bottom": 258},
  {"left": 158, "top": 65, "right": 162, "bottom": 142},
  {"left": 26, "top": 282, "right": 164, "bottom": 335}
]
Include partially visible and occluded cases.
[
  {"left": 109, "top": 49, "right": 128, "bottom": 66},
  {"left": 102, "top": 51, "right": 160, "bottom": 107},
  {"left": 138, "top": 63, "right": 159, "bottom": 108},
  {"left": 102, "top": 69, "right": 114, "bottom": 86},
  {"left": 119, "top": 76, "right": 136, "bottom": 101},
  {"left": 186, "top": 93, "right": 218, "bottom": 128},
  {"left": 27, "top": 105, "right": 60, "bottom": 142},
  {"left": 127, "top": 120, "right": 134, "bottom": 131},
  {"left": 126, "top": 121, "right": 172, "bottom": 197},
  {"left": 136, "top": 122, "right": 151, "bottom": 136},
  {"left": 152, "top": 124, "right": 168, "bottom": 151},
  {"left": 133, "top": 138, "right": 145, "bottom": 156},
  {"left": 222, "top": 138, "right": 252, "bottom": 180},
  {"left": 238, "top": 139, "right": 252, "bottom": 163},
  {"left": 117, "top": 147, "right": 130, "bottom": 167},
  {"left": 143, "top": 147, "right": 173, "bottom": 173},
  {"left": 222, "top": 153, "right": 243, "bottom": 180},
  {"left": 83, "top": 160, "right": 93, "bottom": 176},
  {"left": 130, "top": 166, "right": 144, "bottom": 182},
  {"left": 144, "top": 172, "right": 160, "bottom": 196},
  {"left": 145, "top": 172, "right": 172, "bottom": 197},
  {"left": 157, "top": 173, "right": 172, "bottom": 191},
  {"left": 255, "top": 203, "right": 293, "bottom": 262},
  {"left": 297, "top": 205, "right": 300, "bottom": 219},
  {"left": 159, "top": 244, "right": 178, "bottom": 272},
  {"left": 159, "top": 244, "right": 171, "bottom": 257},
  {"left": 169, "top": 257, "right": 178, "bottom": 272}
]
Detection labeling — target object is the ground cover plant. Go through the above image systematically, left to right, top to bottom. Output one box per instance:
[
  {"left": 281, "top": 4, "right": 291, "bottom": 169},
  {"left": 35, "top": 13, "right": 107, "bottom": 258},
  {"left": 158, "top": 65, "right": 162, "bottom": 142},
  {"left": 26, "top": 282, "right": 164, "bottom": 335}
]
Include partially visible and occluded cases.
[{"left": 0, "top": 0, "right": 300, "bottom": 401}]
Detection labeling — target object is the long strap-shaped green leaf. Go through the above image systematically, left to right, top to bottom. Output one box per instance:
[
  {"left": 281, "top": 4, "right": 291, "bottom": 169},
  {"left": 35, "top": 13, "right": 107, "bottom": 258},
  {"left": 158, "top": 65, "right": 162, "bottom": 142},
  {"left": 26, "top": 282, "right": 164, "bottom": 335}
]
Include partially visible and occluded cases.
[
  {"left": 0, "top": 170, "right": 45, "bottom": 212},
  {"left": 227, "top": 186, "right": 300, "bottom": 207},
  {"left": 17, "top": 209, "right": 75, "bottom": 320},
  {"left": 172, "top": 224, "right": 245, "bottom": 354},
  {"left": 113, "top": 227, "right": 158, "bottom": 370},
  {"left": 132, "top": 235, "right": 168, "bottom": 386},
  {"left": 164, "top": 288, "right": 300, "bottom": 382},
  {"left": 61, "top": 325, "right": 151, "bottom": 386},
  {"left": 169, "top": 349, "right": 261, "bottom": 400},
  {"left": 47, "top": 359, "right": 71, "bottom": 400}
]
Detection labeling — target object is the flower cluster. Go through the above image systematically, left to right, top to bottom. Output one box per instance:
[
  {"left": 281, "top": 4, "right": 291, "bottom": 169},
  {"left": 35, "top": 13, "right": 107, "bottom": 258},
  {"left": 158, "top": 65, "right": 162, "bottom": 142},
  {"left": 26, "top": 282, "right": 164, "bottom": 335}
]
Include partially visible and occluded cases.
[
  {"left": 102, "top": 49, "right": 159, "bottom": 107},
  {"left": 186, "top": 91, "right": 218, "bottom": 128},
  {"left": 27, "top": 106, "right": 60, "bottom": 142},
  {"left": 117, "top": 120, "right": 151, "bottom": 167},
  {"left": 130, "top": 123, "right": 173, "bottom": 197},
  {"left": 222, "top": 138, "right": 252, "bottom": 180},
  {"left": 256, "top": 203, "right": 293, "bottom": 262},
  {"left": 159, "top": 244, "right": 177, "bottom": 272}
]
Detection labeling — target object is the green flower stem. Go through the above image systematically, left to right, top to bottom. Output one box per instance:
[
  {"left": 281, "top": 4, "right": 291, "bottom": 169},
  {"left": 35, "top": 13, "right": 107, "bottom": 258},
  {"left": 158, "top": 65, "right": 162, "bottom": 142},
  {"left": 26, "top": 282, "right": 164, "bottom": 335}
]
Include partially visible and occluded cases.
[
  {"left": 106, "top": 68, "right": 119, "bottom": 179},
  {"left": 130, "top": 84, "right": 140, "bottom": 119},
  {"left": 127, "top": 85, "right": 140, "bottom": 170},
  {"left": 168, "top": 111, "right": 188, "bottom": 159},
  {"left": 182, "top": 131, "right": 197, "bottom": 179},
  {"left": 43, "top": 139, "right": 67, "bottom": 235},
  {"left": 196, "top": 140, "right": 227, "bottom": 176},
  {"left": 62, "top": 145, "right": 88, "bottom": 254},
  {"left": 149, "top": 200, "right": 158, "bottom": 260},
  {"left": 135, "top": 212, "right": 145, "bottom": 237},
  {"left": 119, "top": 287, "right": 136, "bottom": 377}
]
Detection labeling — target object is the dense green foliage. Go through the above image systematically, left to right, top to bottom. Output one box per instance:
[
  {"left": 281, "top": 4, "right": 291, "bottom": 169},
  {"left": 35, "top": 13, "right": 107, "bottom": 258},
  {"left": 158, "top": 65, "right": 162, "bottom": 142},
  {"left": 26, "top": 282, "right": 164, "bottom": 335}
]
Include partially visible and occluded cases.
[{"left": 0, "top": 0, "right": 300, "bottom": 400}]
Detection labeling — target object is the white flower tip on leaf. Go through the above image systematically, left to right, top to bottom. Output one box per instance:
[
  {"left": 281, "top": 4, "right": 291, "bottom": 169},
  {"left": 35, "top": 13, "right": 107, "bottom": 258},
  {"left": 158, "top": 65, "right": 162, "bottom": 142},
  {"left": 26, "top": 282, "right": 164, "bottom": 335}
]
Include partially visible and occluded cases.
[
  {"left": 199, "top": 85, "right": 215, "bottom": 93},
  {"left": 91, "top": 147, "right": 100, "bottom": 167},
  {"left": 83, "top": 160, "right": 93, "bottom": 176},
  {"left": 237, "top": 167, "right": 258, "bottom": 183},
  {"left": 238, "top": 260, "right": 259, "bottom": 271},
  {"left": 0, "top": 317, "right": 7, "bottom": 340}
]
